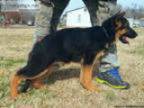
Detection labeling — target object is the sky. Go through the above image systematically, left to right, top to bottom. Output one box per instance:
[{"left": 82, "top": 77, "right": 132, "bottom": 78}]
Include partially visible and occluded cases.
[{"left": 65, "top": 0, "right": 144, "bottom": 11}]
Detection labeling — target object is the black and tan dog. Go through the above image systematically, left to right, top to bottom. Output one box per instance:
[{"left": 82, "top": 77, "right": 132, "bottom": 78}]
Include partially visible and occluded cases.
[{"left": 11, "top": 12, "right": 137, "bottom": 98}]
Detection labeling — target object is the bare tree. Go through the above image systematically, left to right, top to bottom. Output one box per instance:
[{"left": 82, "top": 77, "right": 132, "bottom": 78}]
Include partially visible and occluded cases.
[{"left": 0, "top": 3, "right": 1, "bottom": 12}]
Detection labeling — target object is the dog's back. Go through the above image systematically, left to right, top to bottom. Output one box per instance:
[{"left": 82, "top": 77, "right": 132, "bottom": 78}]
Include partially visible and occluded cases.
[{"left": 41, "top": 26, "right": 107, "bottom": 61}]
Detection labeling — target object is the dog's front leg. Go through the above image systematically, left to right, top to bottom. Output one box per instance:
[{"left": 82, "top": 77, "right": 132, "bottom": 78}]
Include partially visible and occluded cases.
[{"left": 80, "top": 54, "right": 101, "bottom": 92}]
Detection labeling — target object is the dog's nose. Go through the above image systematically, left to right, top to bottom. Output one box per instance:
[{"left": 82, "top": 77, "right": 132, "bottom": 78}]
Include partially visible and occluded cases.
[
  {"left": 128, "top": 28, "right": 138, "bottom": 38},
  {"left": 132, "top": 30, "right": 138, "bottom": 37}
]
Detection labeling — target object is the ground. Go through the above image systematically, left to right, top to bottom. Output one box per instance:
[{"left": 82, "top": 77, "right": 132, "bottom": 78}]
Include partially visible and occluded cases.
[{"left": 0, "top": 27, "right": 144, "bottom": 108}]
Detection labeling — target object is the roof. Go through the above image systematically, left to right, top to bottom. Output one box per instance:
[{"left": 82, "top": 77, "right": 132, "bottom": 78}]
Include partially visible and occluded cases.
[{"left": 65, "top": 7, "right": 85, "bottom": 14}]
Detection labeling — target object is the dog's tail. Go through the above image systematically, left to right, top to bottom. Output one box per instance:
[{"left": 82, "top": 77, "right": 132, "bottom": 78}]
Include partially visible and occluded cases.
[
  {"left": 17, "top": 41, "right": 55, "bottom": 78},
  {"left": 17, "top": 52, "right": 52, "bottom": 78},
  {"left": 16, "top": 62, "right": 49, "bottom": 78},
  {"left": 17, "top": 65, "right": 35, "bottom": 78}
]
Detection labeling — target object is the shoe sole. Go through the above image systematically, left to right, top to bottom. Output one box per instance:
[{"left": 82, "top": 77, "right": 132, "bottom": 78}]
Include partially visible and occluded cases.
[{"left": 96, "top": 77, "right": 128, "bottom": 89}]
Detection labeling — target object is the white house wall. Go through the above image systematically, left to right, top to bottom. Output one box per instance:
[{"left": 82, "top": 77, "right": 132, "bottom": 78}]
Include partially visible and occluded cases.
[
  {"left": 66, "top": 8, "right": 92, "bottom": 27},
  {"left": 127, "top": 18, "right": 134, "bottom": 27}
]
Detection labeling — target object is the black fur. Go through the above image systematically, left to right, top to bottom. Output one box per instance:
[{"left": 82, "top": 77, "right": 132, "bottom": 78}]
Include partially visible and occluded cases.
[
  {"left": 17, "top": 14, "right": 137, "bottom": 78},
  {"left": 17, "top": 27, "right": 111, "bottom": 77}
]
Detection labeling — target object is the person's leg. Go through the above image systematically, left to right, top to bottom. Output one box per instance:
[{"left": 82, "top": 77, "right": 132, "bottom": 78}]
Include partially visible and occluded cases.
[
  {"left": 34, "top": 0, "right": 70, "bottom": 40},
  {"left": 50, "top": 0, "right": 70, "bottom": 33},
  {"left": 82, "top": 0, "right": 99, "bottom": 26},
  {"left": 83, "top": 0, "right": 130, "bottom": 89},
  {"left": 33, "top": 1, "right": 53, "bottom": 42},
  {"left": 97, "top": 1, "right": 129, "bottom": 89},
  {"left": 96, "top": 44, "right": 129, "bottom": 89}
]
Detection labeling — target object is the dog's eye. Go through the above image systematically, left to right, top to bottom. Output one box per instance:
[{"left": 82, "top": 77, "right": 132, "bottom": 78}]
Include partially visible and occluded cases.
[
  {"left": 125, "top": 22, "right": 129, "bottom": 27},
  {"left": 121, "top": 23, "right": 128, "bottom": 29},
  {"left": 119, "top": 26, "right": 125, "bottom": 29}
]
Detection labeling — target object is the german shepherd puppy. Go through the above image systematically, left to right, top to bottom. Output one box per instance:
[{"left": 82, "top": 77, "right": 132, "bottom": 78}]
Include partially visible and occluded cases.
[{"left": 11, "top": 12, "right": 137, "bottom": 98}]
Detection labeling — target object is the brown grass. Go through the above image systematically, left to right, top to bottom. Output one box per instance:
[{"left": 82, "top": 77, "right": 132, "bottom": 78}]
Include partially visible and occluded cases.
[{"left": 0, "top": 27, "right": 144, "bottom": 108}]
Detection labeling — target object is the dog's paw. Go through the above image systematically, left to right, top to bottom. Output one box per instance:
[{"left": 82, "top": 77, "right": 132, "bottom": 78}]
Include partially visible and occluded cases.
[
  {"left": 17, "top": 80, "right": 31, "bottom": 93},
  {"left": 31, "top": 80, "right": 46, "bottom": 89},
  {"left": 82, "top": 83, "right": 101, "bottom": 93}
]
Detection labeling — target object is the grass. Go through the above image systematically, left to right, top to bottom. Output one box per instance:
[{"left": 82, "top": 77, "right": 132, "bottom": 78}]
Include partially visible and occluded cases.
[
  {"left": 0, "top": 27, "right": 144, "bottom": 108},
  {"left": 134, "top": 46, "right": 144, "bottom": 56},
  {"left": 0, "top": 57, "right": 25, "bottom": 68},
  {"left": 105, "top": 90, "right": 116, "bottom": 102}
]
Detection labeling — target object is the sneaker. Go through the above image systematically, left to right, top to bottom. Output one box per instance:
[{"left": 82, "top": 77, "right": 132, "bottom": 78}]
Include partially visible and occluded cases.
[{"left": 96, "top": 68, "right": 130, "bottom": 89}]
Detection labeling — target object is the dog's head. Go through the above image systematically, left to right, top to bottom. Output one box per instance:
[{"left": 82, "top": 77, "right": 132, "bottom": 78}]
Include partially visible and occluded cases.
[{"left": 102, "top": 11, "right": 138, "bottom": 44}]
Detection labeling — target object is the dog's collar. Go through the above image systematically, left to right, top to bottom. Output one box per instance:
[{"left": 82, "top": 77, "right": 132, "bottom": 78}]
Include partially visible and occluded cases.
[
  {"left": 102, "top": 27, "right": 110, "bottom": 39},
  {"left": 102, "top": 27, "right": 112, "bottom": 50}
]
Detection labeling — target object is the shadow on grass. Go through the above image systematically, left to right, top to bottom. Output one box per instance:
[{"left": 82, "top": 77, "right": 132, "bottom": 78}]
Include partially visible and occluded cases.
[
  {"left": 45, "top": 67, "right": 98, "bottom": 85},
  {"left": 45, "top": 68, "right": 80, "bottom": 84}
]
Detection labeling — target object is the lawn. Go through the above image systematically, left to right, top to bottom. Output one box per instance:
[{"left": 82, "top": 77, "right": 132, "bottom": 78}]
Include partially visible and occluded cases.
[{"left": 0, "top": 27, "right": 144, "bottom": 108}]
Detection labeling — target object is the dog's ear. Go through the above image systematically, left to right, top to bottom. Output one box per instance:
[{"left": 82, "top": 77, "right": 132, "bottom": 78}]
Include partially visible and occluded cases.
[
  {"left": 114, "top": 11, "right": 125, "bottom": 29},
  {"left": 114, "top": 11, "right": 125, "bottom": 25},
  {"left": 116, "top": 11, "right": 126, "bottom": 17}
]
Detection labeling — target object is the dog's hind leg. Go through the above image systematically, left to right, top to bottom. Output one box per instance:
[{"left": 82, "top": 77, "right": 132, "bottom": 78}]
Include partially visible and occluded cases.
[
  {"left": 10, "top": 56, "right": 54, "bottom": 99},
  {"left": 10, "top": 64, "right": 53, "bottom": 99},
  {"left": 31, "top": 65, "right": 53, "bottom": 89}
]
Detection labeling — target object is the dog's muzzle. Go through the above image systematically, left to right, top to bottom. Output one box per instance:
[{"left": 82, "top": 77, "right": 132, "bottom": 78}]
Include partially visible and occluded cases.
[{"left": 119, "top": 27, "right": 138, "bottom": 44}]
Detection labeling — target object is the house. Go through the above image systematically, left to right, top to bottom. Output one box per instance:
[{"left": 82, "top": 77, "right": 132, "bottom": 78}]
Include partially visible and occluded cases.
[
  {"left": 0, "top": 0, "right": 38, "bottom": 25},
  {"left": 0, "top": 0, "right": 20, "bottom": 24},
  {"left": 17, "top": 0, "right": 38, "bottom": 25},
  {"left": 62, "top": 5, "right": 117, "bottom": 28},
  {"left": 62, "top": 7, "right": 92, "bottom": 27},
  {"left": 62, "top": 7, "right": 144, "bottom": 28},
  {"left": 127, "top": 18, "right": 144, "bottom": 27},
  {"left": 139, "top": 18, "right": 144, "bottom": 27}
]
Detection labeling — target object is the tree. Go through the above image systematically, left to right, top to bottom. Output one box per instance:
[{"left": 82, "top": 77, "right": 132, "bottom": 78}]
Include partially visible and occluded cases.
[{"left": 0, "top": 3, "right": 1, "bottom": 12}]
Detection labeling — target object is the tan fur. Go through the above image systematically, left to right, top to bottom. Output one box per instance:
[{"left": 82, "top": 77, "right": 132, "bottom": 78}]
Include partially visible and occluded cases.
[
  {"left": 115, "top": 28, "right": 128, "bottom": 41},
  {"left": 80, "top": 50, "right": 105, "bottom": 92},
  {"left": 80, "top": 64, "right": 100, "bottom": 92},
  {"left": 10, "top": 66, "right": 53, "bottom": 98},
  {"left": 10, "top": 74, "right": 24, "bottom": 99}
]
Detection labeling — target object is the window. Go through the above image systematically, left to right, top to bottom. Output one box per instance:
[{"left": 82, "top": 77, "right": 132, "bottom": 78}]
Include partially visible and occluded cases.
[{"left": 78, "top": 14, "right": 81, "bottom": 23}]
